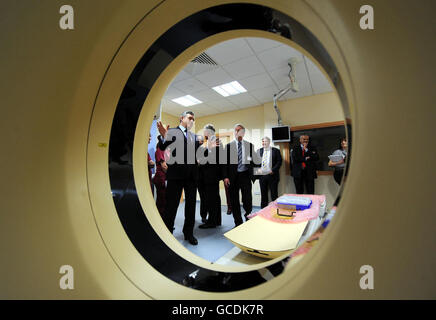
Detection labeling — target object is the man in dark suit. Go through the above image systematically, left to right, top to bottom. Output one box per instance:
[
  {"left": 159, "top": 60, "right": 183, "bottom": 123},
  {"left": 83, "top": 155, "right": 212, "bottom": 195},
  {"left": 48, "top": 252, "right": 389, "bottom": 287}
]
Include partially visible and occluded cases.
[
  {"left": 157, "top": 111, "right": 201, "bottom": 245},
  {"left": 197, "top": 124, "right": 225, "bottom": 229},
  {"left": 223, "top": 124, "right": 261, "bottom": 227},
  {"left": 291, "top": 134, "right": 319, "bottom": 194},
  {"left": 255, "top": 137, "right": 282, "bottom": 208}
]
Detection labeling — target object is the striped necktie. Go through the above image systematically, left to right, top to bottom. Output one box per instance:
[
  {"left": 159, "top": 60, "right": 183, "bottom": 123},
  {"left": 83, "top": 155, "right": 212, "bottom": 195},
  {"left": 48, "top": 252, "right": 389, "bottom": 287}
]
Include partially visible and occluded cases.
[
  {"left": 237, "top": 140, "right": 243, "bottom": 171},
  {"left": 262, "top": 148, "right": 270, "bottom": 171}
]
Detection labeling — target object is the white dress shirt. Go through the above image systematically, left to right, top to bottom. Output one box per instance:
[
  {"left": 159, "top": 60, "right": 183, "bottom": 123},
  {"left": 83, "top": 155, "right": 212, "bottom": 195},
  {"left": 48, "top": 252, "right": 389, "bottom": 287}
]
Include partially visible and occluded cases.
[{"left": 178, "top": 125, "right": 188, "bottom": 138}]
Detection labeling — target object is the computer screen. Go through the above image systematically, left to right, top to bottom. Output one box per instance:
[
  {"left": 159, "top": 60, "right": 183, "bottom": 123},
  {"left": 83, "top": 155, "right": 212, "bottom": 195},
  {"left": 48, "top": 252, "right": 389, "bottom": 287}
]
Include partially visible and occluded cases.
[{"left": 272, "top": 126, "right": 291, "bottom": 142}]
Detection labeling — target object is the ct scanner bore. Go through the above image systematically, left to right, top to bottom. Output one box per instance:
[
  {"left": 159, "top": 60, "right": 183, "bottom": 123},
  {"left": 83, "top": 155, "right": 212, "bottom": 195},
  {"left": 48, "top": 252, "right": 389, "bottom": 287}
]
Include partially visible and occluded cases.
[
  {"left": 1, "top": 0, "right": 434, "bottom": 299},
  {"left": 105, "top": 3, "right": 348, "bottom": 292}
]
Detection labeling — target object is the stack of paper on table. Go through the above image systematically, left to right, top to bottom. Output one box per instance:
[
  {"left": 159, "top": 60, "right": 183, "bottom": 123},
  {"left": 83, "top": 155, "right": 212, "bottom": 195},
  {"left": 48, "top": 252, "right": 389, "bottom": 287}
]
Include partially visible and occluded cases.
[
  {"left": 225, "top": 194, "right": 326, "bottom": 259},
  {"left": 248, "top": 194, "right": 325, "bottom": 224},
  {"left": 276, "top": 195, "right": 312, "bottom": 211},
  {"left": 223, "top": 215, "right": 308, "bottom": 259}
]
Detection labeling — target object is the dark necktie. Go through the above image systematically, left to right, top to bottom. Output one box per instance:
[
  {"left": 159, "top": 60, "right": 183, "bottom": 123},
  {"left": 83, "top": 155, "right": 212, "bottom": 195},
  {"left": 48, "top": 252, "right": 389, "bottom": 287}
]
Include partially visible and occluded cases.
[
  {"left": 238, "top": 140, "right": 244, "bottom": 171},
  {"left": 302, "top": 147, "right": 306, "bottom": 169}
]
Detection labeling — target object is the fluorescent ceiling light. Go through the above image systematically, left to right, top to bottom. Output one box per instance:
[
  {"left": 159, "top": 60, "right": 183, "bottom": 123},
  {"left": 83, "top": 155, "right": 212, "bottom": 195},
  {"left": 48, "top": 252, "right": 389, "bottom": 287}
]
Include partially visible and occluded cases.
[
  {"left": 212, "top": 81, "right": 247, "bottom": 97},
  {"left": 172, "top": 95, "right": 202, "bottom": 107}
]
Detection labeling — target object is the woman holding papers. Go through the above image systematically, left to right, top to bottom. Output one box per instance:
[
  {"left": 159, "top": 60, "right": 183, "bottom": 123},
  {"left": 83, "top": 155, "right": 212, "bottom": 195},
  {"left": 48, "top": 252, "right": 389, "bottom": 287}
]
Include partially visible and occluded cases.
[{"left": 328, "top": 137, "right": 348, "bottom": 185}]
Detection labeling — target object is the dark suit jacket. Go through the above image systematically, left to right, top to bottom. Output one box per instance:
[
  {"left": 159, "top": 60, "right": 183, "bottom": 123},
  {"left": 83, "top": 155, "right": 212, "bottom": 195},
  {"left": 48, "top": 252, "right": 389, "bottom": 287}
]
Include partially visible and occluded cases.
[
  {"left": 157, "top": 127, "right": 200, "bottom": 181},
  {"left": 223, "top": 139, "right": 260, "bottom": 182},
  {"left": 197, "top": 143, "right": 226, "bottom": 185},
  {"left": 291, "top": 144, "right": 319, "bottom": 179},
  {"left": 256, "top": 147, "right": 282, "bottom": 181}
]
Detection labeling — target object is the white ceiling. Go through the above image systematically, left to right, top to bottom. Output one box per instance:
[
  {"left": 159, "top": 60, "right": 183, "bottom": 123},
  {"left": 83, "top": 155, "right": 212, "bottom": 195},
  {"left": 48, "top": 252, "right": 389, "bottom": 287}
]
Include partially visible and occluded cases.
[{"left": 161, "top": 37, "right": 333, "bottom": 118}]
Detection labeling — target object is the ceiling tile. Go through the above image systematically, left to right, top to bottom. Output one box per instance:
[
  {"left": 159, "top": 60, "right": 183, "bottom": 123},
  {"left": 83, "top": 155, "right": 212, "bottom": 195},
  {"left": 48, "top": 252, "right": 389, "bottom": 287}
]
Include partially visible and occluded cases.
[
  {"left": 167, "top": 37, "right": 332, "bottom": 109},
  {"left": 245, "top": 37, "right": 282, "bottom": 53},
  {"left": 206, "top": 38, "right": 254, "bottom": 65},
  {"left": 256, "top": 45, "right": 303, "bottom": 71},
  {"left": 223, "top": 56, "right": 266, "bottom": 80},
  {"left": 301, "top": 57, "right": 332, "bottom": 94},
  {"left": 304, "top": 57, "right": 323, "bottom": 75},
  {"left": 269, "top": 60, "right": 311, "bottom": 92},
  {"left": 184, "top": 62, "right": 220, "bottom": 76},
  {"left": 194, "top": 67, "right": 234, "bottom": 87},
  {"left": 268, "top": 67, "right": 291, "bottom": 87},
  {"left": 172, "top": 70, "right": 191, "bottom": 83},
  {"left": 238, "top": 73, "right": 276, "bottom": 91},
  {"left": 310, "top": 75, "right": 333, "bottom": 95},
  {"left": 172, "top": 77, "right": 209, "bottom": 94},
  {"left": 249, "top": 85, "right": 278, "bottom": 104},
  {"left": 281, "top": 85, "right": 313, "bottom": 100},
  {"left": 163, "top": 86, "right": 186, "bottom": 100},
  {"left": 190, "top": 88, "right": 223, "bottom": 102},
  {"left": 226, "top": 92, "right": 260, "bottom": 108},
  {"left": 161, "top": 98, "right": 181, "bottom": 109},
  {"left": 206, "top": 98, "right": 236, "bottom": 109},
  {"left": 162, "top": 99, "right": 187, "bottom": 111},
  {"left": 161, "top": 104, "right": 185, "bottom": 117},
  {"left": 170, "top": 105, "right": 187, "bottom": 114},
  {"left": 197, "top": 105, "right": 223, "bottom": 117},
  {"left": 197, "top": 106, "right": 228, "bottom": 117}
]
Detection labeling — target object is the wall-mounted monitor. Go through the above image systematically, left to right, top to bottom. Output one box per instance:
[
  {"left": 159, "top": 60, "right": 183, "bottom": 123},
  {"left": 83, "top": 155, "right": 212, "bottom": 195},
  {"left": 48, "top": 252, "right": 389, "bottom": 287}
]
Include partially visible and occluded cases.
[{"left": 272, "top": 126, "right": 291, "bottom": 142}]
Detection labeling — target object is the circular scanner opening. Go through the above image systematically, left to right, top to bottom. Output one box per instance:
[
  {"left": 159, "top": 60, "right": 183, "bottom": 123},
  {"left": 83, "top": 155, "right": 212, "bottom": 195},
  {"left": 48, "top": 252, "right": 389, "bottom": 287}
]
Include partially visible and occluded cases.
[
  {"left": 106, "top": 3, "right": 351, "bottom": 293},
  {"left": 150, "top": 36, "right": 348, "bottom": 262}
]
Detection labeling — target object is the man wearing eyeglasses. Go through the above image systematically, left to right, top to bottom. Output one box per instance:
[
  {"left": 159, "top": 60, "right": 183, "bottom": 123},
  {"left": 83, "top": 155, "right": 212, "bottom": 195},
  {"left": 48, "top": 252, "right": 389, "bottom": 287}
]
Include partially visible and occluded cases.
[{"left": 157, "top": 111, "right": 201, "bottom": 245}]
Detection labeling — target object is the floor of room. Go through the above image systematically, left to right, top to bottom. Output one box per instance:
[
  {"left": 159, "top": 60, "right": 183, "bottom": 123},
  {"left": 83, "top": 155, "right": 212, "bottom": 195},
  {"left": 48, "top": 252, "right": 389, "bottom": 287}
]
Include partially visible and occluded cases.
[{"left": 173, "top": 201, "right": 262, "bottom": 263}]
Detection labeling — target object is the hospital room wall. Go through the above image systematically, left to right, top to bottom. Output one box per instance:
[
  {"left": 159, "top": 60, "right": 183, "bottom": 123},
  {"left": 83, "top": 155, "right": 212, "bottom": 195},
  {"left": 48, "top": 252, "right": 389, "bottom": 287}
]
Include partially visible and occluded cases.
[
  {"left": 195, "top": 91, "right": 344, "bottom": 208},
  {"left": 263, "top": 91, "right": 345, "bottom": 208},
  {"left": 161, "top": 111, "right": 180, "bottom": 127}
]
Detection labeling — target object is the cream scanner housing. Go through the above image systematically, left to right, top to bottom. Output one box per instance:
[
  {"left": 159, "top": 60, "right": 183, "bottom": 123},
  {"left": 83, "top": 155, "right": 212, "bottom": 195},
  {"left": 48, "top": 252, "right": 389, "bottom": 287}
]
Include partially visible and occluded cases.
[{"left": 0, "top": 0, "right": 435, "bottom": 299}]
